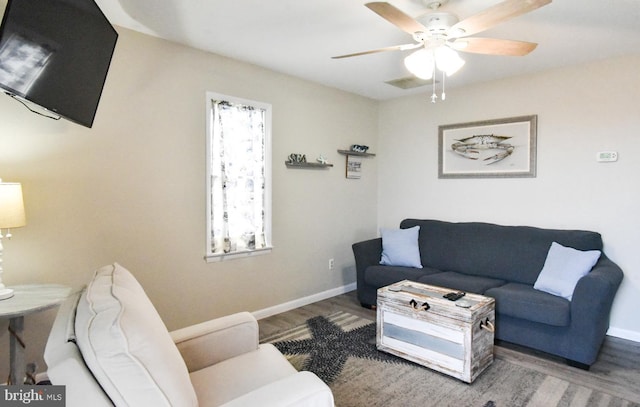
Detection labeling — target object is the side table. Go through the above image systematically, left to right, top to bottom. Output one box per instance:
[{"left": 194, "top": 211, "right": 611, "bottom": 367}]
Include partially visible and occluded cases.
[{"left": 0, "top": 284, "right": 71, "bottom": 384}]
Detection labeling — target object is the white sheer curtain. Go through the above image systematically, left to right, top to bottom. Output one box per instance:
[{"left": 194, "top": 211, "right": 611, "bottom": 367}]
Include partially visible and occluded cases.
[{"left": 210, "top": 99, "right": 267, "bottom": 254}]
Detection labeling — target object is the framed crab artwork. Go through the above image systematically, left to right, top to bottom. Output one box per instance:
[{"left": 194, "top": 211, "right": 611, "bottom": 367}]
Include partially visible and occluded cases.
[{"left": 438, "top": 115, "right": 537, "bottom": 179}]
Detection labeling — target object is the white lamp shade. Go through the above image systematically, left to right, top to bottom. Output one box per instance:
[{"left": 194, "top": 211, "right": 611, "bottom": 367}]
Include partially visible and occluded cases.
[
  {"left": 435, "top": 46, "right": 465, "bottom": 76},
  {"left": 404, "top": 49, "right": 435, "bottom": 80},
  {"left": 0, "top": 182, "right": 26, "bottom": 229}
]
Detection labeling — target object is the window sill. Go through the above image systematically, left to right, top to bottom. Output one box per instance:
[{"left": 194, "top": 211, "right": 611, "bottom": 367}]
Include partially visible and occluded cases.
[{"left": 205, "top": 247, "right": 273, "bottom": 263}]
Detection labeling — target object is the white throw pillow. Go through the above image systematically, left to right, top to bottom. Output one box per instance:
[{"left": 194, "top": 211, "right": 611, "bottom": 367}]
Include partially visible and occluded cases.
[
  {"left": 379, "top": 226, "right": 423, "bottom": 268},
  {"left": 534, "top": 242, "right": 601, "bottom": 300},
  {"left": 75, "top": 263, "right": 198, "bottom": 406}
]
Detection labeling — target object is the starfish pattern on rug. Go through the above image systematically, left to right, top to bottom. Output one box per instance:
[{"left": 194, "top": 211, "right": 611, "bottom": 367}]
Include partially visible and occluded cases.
[{"left": 272, "top": 315, "right": 410, "bottom": 384}]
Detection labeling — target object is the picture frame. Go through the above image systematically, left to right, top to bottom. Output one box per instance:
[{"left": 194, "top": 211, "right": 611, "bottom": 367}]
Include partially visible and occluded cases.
[
  {"left": 438, "top": 115, "right": 537, "bottom": 179},
  {"left": 346, "top": 155, "right": 362, "bottom": 179}
]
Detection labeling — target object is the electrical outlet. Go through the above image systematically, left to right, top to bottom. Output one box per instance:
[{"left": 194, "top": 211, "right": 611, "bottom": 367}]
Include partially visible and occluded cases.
[{"left": 329, "top": 258, "right": 334, "bottom": 270}]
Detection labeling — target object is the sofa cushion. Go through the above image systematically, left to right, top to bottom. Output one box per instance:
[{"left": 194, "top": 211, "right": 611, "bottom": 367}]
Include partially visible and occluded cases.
[
  {"left": 400, "top": 219, "right": 603, "bottom": 285},
  {"left": 379, "top": 226, "right": 423, "bottom": 268},
  {"left": 534, "top": 242, "right": 601, "bottom": 300},
  {"left": 75, "top": 263, "right": 198, "bottom": 407},
  {"left": 364, "top": 265, "right": 441, "bottom": 289},
  {"left": 416, "top": 271, "right": 505, "bottom": 294},
  {"left": 485, "top": 283, "right": 570, "bottom": 326}
]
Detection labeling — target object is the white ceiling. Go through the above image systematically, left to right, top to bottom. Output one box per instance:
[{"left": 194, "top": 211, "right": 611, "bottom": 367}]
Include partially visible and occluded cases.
[{"left": 94, "top": 0, "right": 640, "bottom": 100}]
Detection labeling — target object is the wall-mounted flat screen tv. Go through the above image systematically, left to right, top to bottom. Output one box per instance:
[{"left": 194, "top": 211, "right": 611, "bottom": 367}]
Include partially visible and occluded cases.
[{"left": 0, "top": 0, "right": 118, "bottom": 128}]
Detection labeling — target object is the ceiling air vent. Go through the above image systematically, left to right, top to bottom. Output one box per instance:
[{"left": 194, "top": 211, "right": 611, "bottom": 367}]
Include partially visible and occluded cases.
[{"left": 385, "top": 76, "right": 438, "bottom": 89}]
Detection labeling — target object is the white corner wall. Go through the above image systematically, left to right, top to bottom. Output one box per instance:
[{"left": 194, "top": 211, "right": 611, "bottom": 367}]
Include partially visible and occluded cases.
[
  {"left": 0, "top": 27, "right": 379, "bottom": 379},
  {"left": 377, "top": 54, "right": 640, "bottom": 341}
]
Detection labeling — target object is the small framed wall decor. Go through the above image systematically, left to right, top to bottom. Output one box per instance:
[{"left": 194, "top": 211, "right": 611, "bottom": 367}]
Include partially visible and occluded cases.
[
  {"left": 438, "top": 115, "right": 537, "bottom": 179},
  {"left": 337, "top": 147, "right": 375, "bottom": 179},
  {"left": 346, "top": 155, "right": 362, "bottom": 179}
]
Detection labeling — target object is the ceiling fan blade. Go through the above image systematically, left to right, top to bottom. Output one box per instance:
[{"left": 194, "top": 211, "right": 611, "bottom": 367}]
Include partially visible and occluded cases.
[
  {"left": 449, "top": 0, "right": 552, "bottom": 38},
  {"left": 365, "top": 2, "right": 427, "bottom": 35},
  {"left": 451, "top": 37, "right": 537, "bottom": 56},
  {"left": 332, "top": 43, "right": 421, "bottom": 59}
]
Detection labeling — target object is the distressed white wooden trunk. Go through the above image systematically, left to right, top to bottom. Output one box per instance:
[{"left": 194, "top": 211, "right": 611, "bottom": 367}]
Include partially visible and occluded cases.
[{"left": 377, "top": 280, "right": 495, "bottom": 383}]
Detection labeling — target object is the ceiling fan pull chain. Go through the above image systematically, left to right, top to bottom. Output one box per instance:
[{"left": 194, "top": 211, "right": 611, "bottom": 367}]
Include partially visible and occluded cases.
[
  {"left": 431, "top": 62, "right": 437, "bottom": 103},
  {"left": 441, "top": 71, "right": 446, "bottom": 101}
]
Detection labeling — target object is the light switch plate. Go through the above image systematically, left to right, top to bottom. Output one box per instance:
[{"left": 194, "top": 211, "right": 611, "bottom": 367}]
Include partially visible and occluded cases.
[{"left": 597, "top": 151, "right": 618, "bottom": 162}]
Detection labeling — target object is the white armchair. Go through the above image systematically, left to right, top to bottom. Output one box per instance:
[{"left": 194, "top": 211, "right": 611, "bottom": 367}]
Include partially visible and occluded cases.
[{"left": 44, "top": 263, "right": 334, "bottom": 407}]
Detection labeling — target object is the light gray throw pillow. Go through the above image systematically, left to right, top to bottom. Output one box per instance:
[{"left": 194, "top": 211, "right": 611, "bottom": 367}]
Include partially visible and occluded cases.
[
  {"left": 379, "top": 226, "right": 423, "bottom": 268},
  {"left": 534, "top": 242, "right": 601, "bottom": 300}
]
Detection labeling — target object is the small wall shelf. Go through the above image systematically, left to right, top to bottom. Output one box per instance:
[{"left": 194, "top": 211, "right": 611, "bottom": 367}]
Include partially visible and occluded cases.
[
  {"left": 337, "top": 149, "right": 376, "bottom": 157},
  {"left": 285, "top": 161, "right": 333, "bottom": 169}
]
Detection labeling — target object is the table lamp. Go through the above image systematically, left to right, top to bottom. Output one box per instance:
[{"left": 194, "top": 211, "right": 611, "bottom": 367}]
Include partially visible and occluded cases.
[{"left": 0, "top": 180, "right": 26, "bottom": 300}]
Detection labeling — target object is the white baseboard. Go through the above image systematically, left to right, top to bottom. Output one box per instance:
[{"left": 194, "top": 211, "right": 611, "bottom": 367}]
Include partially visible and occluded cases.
[
  {"left": 252, "top": 282, "right": 357, "bottom": 320},
  {"left": 607, "top": 326, "right": 640, "bottom": 343}
]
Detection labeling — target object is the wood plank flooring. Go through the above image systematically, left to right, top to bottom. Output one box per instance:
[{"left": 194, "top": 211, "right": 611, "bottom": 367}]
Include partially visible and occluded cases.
[{"left": 258, "top": 291, "right": 640, "bottom": 403}]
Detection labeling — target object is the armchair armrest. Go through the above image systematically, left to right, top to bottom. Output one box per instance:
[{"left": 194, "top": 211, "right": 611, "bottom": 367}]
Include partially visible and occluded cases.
[
  {"left": 170, "top": 311, "right": 259, "bottom": 372},
  {"left": 220, "top": 372, "right": 334, "bottom": 407}
]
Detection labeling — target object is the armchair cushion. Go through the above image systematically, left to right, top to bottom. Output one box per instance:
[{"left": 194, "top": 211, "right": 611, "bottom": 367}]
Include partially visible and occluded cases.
[
  {"left": 75, "top": 263, "right": 198, "bottom": 407},
  {"left": 44, "top": 292, "right": 113, "bottom": 407},
  {"left": 190, "top": 343, "right": 296, "bottom": 406},
  {"left": 216, "top": 371, "right": 334, "bottom": 407}
]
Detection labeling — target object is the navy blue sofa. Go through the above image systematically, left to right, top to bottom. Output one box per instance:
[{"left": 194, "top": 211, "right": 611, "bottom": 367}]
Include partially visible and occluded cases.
[{"left": 353, "top": 219, "right": 623, "bottom": 369}]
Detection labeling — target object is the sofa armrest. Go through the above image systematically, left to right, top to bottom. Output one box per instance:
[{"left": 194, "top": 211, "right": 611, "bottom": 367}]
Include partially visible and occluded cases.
[
  {"left": 352, "top": 237, "right": 383, "bottom": 306},
  {"left": 352, "top": 238, "right": 382, "bottom": 279},
  {"left": 352, "top": 238, "right": 382, "bottom": 269},
  {"left": 569, "top": 255, "right": 623, "bottom": 361},
  {"left": 572, "top": 255, "right": 623, "bottom": 317},
  {"left": 170, "top": 311, "right": 259, "bottom": 372},
  {"left": 220, "top": 371, "right": 334, "bottom": 407}
]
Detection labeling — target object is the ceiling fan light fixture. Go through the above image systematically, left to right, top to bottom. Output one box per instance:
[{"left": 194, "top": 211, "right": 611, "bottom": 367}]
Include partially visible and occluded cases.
[
  {"left": 435, "top": 46, "right": 465, "bottom": 76},
  {"left": 404, "top": 49, "right": 435, "bottom": 80}
]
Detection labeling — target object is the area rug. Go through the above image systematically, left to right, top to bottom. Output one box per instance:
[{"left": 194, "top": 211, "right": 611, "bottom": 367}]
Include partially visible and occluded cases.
[{"left": 263, "top": 312, "right": 638, "bottom": 407}]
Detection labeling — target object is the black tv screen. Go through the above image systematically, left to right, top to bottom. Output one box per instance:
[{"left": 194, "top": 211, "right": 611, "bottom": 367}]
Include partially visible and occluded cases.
[{"left": 0, "top": 0, "right": 118, "bottom": 128}]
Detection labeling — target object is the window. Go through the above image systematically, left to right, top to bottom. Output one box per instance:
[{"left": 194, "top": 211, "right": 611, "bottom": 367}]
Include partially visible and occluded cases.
[{"left": 205, "top": 92, "right": 272, "bottom": 261}]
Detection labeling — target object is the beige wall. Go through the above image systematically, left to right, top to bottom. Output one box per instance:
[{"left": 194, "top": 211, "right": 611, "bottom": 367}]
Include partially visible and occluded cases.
[
  {"left": 1, "top": 14, "right": 638, "bottom": 382},
  {"left": 0, "top": 27, "right": 379, "bottom": 379},
  {"left": 377, "top": 54, "right": 640, "bottom": 340}
]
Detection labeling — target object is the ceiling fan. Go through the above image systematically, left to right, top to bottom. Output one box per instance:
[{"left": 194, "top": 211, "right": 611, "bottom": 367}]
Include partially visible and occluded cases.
[{"left": 333, "top": 0, "right": 552, "bottom": 60}]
